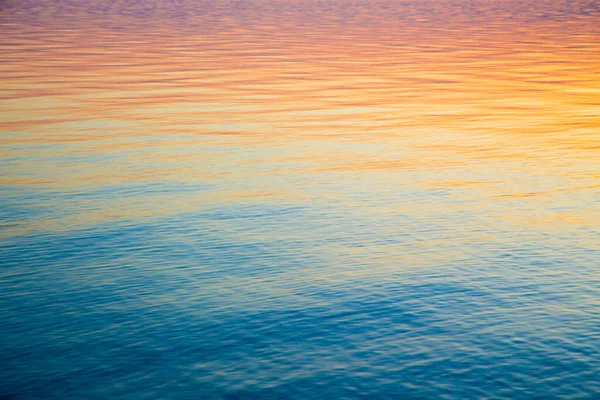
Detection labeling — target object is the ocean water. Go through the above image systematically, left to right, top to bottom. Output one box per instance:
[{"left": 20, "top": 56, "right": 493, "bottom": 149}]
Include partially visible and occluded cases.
[{"left": 1, "top": 0, "right": 599, "bottom": 398}]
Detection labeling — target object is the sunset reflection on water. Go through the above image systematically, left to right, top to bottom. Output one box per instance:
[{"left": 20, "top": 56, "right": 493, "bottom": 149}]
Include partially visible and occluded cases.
[{"left": 1, "top": 0, "right": 599, "bottom": 398}]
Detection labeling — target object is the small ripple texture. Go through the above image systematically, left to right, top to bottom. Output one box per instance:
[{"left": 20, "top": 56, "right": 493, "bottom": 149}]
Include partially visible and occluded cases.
[{"left": 1, "top": 0, "right": 599, "bottom": 398}]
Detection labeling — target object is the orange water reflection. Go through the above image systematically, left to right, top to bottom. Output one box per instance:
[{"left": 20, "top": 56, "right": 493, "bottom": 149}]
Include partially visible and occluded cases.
[{"left": 1, "top": 0, "right": 599, "bottom": 236}]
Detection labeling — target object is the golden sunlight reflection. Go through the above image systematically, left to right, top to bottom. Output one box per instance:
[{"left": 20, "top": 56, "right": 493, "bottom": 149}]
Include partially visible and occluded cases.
[{"left": 1, "top": 0, "right": 599, "bottom": 238}]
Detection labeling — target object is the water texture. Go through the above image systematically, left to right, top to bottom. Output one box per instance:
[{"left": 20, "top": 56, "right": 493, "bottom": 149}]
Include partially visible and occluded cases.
[{"left": 1, "top": 0, "right": 599, "bottom": 398}]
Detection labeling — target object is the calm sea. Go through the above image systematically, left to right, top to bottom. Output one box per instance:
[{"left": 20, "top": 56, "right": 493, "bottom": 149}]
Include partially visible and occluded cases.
[{"left": 1, "top": 0, "right": 599, "bottom": 398}]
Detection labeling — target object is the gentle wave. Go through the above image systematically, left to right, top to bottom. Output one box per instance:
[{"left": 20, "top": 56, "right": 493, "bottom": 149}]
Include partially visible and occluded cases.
[{"left": 1, "top": 0, "right": 599, "bottom": 398}]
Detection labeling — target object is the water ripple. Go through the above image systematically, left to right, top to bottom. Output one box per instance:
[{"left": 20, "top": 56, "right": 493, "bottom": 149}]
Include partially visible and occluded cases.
[{"left": 1, "top": 0, "right": 599, "bottom": 399}]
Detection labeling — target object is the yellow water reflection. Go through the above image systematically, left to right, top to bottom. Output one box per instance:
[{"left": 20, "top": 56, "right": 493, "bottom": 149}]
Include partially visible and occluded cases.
[{"left": 1, "top": 0, "right": 599, "bottom": 236}]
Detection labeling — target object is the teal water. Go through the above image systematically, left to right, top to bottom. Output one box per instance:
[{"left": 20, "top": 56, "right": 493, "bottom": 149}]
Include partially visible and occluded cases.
[{"left": 1, "top": 0, "right": 599, "bottom": 398}]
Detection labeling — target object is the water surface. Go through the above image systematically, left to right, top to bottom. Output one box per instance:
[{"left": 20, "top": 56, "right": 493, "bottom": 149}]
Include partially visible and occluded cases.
[{"left": 1, "top": 0, "right": 599, "bottom": 398}]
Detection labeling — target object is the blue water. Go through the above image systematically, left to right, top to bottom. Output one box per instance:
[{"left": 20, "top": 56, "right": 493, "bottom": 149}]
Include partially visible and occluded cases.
[{"left": 1, "top": 0, "right": 599, "bottom": 398}]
